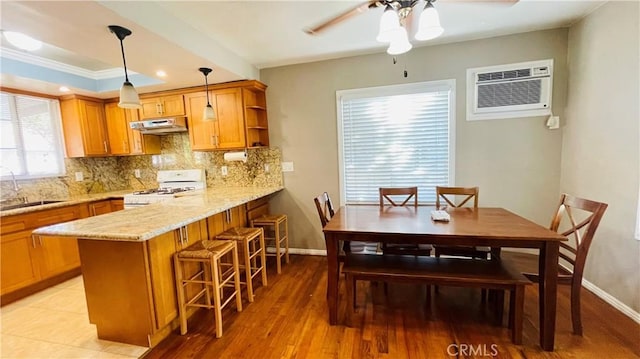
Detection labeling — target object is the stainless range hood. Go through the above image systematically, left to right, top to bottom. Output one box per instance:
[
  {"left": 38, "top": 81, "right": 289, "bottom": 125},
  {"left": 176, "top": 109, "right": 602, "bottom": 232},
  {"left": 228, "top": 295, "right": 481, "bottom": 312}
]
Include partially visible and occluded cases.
[{"left": 129, "top": 117, "right": 188, "bottom": 134}]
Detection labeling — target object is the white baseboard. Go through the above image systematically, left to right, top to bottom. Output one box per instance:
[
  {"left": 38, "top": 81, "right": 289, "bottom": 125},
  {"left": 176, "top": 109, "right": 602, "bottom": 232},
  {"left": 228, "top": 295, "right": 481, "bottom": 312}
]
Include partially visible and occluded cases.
[
  {"left": 289, "top": 248, "right": 327, "bottom": 256},
  {"left": 287, "top": 249, "right": 640, "bottom": 324},
  {"left": 581, "top": 277, "right": 640, "bottom": 324}
]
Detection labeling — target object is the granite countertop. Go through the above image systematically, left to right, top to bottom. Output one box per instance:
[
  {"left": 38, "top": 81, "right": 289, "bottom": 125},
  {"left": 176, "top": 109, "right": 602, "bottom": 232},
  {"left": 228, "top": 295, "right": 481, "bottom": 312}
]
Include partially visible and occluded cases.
[
  {"left": 31, "top": 186, "right": 283, "bottom": 242},
  {"left": 0, "top": 190, "right": 132, "bottom": 217}
]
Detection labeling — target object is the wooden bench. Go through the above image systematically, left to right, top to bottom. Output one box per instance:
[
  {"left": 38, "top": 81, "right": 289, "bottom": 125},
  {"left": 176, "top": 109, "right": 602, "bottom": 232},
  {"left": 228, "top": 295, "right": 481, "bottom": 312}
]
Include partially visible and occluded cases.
[{"left": 342, "top": 254, "right": 531, "bottom": 344}]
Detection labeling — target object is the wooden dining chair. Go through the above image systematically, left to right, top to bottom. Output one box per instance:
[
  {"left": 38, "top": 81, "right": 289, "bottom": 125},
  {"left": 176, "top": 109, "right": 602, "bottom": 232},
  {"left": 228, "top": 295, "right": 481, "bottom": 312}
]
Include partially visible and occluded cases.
[
  {"left": 433, "top": 186, "right": 491, "bottom": 260},
  {"left": 379, "top": 187, "right": 432, "bottom": 256},
  {"left": 522, "top": 193, "right": 607, "bottom": 335}
]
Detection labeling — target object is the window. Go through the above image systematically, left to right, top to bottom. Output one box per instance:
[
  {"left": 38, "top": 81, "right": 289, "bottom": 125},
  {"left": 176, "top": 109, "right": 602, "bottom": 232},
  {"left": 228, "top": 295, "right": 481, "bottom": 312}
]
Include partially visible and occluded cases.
[
  {"left": 337, "top": 80, "right": 455, "bottom": 205},
  {"left": 0, "top": 92, "right": 65, "bottom": 179}
]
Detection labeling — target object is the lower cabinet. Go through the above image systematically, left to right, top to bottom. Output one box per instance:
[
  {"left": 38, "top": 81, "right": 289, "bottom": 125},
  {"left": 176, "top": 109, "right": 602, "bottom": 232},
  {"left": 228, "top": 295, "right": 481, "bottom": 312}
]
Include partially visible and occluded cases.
[{"left": 0, "top": 204, "right": 87, "bottom": 297}]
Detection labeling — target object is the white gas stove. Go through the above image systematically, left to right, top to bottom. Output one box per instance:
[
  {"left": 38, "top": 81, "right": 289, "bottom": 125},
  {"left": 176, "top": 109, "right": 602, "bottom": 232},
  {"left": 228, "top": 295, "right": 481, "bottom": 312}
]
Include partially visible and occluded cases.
[{"left": 123, "top": 169, "right": 206, "bottom": 209}]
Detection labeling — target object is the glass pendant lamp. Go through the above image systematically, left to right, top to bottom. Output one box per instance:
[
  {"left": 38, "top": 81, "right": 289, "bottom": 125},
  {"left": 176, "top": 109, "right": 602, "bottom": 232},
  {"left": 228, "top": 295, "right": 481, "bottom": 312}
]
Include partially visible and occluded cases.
[
  {"left": 415, "top": 1, "right": 444, "bottom": 41},
  {"left": 376, "top": 5, "right": 400, "bottom": 43},
  {"left": 108, "top": 25, "right": 141, "bottom": 109},
  {"left": 387, "top": 26, "right": 412, "bottom": 55},
  {"left": 199, "top": 67, "right": 216, "bottom": 121}
]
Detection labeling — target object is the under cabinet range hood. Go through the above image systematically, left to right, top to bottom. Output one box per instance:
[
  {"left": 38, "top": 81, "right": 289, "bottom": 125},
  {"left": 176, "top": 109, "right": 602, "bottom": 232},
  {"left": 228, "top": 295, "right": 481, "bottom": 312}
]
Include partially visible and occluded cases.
[{"left": 129, "top": 117, "right": 188, "bottom": 134}]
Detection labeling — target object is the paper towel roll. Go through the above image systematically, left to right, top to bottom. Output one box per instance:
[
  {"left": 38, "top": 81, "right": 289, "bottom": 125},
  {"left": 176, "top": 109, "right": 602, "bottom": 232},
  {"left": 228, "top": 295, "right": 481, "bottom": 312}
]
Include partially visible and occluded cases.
[{"left": 223, "top": 151, "right": 247, "bottom": 163}]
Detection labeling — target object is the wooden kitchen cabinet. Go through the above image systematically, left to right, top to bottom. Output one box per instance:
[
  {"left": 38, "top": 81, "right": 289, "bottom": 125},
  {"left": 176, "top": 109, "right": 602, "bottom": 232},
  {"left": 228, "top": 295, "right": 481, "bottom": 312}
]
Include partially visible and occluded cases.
[
  {"left": 243, "top": 84, "right": 270, "bottom": 148},
  {"left": 186, "top": 89, "right": 245, "bottom": 150},
  {"left": 60, "top": 95, "right": 110, "bottom": 157},
  {"left": 139, "top": 95, "right": 185, "bottom": 119},
  {"left": 105, "top": 102, "right": 161, "bottom": 156},
  {"left": 246, "top": 196, "right": 270, "bottom": 222},
  {"left": 110, "top": 199, "right": 124, "bottom": 211},
  {"left": 89, "top": 200, "right": 112, "bottom": 216},
  {"left": 0, "top": 203, "right": 87, "bottom": 299},
  {"left": 206, "top": 205, "right": 246, "bottom": 236}
]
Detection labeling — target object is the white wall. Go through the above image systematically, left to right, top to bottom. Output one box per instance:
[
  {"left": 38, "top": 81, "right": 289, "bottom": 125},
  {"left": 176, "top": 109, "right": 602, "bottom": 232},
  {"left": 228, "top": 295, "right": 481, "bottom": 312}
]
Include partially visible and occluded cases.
[
  {"left": 563, "top": 2, "right": 640, "bottom": 312},
  {"left": 261, "top": 29, "right": 568, "bottom": 251}
]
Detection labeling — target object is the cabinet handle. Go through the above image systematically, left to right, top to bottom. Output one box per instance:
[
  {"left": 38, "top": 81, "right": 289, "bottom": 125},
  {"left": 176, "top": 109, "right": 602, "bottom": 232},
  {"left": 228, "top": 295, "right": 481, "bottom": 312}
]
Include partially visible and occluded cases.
[
  {"left": 156, "top": 103, "right": 162, "bottom": 115},
  {"left": 210, "top": 135, "right": 215, "bottom": 146},
  {"left": 215, "top": 135, "right": 219, "bottom": 147},
  {"left": 136, "top": 139, "right": 141, "bottom": 151},
  {"left": 103, "top": 141, "right": 108, "bottom": 153},
  {"left": 90, "top": 206, "right": 96, "bottom": 216},
  {"left": 229, "top": 209, "right": 233, "bottom": 224},
  {"left": 184, "top": 226, "right": 189, "bottom": 245},
  {"left": 178, "top": 227, "right": 184, "bottom": 246},
  {"left": 31, "top": 234, "right": 37, "bottom": 248},
  {"left": 39, "top": 236, "right": 43, "bottom": 247}
]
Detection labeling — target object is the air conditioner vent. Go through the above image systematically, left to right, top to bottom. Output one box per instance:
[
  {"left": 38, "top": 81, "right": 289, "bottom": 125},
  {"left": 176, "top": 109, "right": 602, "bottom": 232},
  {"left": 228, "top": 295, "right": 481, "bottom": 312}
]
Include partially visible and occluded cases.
[
  {"left": 467, "top": 59, "right": 553, "bottom": 121},
  {"left": 477, "top": 68, "right": 532, "bottom": 83}
]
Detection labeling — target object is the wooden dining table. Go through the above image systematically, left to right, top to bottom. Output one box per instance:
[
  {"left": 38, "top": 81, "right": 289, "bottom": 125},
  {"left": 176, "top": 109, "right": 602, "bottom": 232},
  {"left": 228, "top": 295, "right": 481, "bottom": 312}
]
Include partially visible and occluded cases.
[{"left": 322, "top": 205, "right": 567, "bottom": 351}]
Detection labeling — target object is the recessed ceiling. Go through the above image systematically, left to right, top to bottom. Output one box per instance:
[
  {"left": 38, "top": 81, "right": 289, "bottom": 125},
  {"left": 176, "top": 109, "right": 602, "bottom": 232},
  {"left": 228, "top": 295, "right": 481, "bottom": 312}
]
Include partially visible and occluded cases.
[{"left": 0, "top": 1, "right": 605, "bottom": 99}]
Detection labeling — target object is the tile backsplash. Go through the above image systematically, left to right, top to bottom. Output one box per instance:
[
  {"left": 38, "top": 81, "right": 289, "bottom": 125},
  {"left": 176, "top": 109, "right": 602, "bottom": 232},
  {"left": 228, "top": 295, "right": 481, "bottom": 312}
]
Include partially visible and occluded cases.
[{"left": 0, "top": 133, "right": 283, "bottom": 202}]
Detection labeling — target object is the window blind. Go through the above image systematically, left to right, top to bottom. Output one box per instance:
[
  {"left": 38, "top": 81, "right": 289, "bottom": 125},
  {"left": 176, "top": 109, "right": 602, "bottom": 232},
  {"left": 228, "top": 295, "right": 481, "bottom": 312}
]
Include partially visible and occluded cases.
[
  {"left": 338, "top": 82, "right": 453, "bottom": 205},
  {"left": 0, "top": 92, "right": 65, "bottom": 178}
]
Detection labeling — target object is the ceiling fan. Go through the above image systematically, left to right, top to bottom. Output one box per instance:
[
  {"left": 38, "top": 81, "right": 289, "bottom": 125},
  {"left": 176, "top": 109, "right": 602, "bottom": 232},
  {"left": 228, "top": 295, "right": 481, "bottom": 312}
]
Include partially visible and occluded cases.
[{"left": 304, "top": 0, "right": 518, "bottom": 36}]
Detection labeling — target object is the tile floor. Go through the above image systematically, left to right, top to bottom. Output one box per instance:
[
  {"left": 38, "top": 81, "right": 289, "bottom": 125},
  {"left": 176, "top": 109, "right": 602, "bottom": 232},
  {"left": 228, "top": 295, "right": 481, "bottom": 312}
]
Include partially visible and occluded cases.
[{"left": 1, "top": 276, "right": 149, "bottom": 359}]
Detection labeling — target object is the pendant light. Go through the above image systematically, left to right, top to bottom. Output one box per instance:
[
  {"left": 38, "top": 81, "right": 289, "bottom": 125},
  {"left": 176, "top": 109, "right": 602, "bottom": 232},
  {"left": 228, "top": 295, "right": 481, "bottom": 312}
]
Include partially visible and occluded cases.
[
  {"left": 108, "top": 25, "right": 141, "bottom": 109},
  {"left": 387, "top": 26, "right": 412, "bottom": 55},
  {"left": 199, "top": 67, "right": 216, "bottom": 121}
]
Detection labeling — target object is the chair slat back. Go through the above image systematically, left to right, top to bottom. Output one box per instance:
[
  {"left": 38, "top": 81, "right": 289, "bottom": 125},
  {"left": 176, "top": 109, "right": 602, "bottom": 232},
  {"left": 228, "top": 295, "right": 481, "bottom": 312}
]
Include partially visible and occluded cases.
[
  {"left": 436, "top": 186, "right": 479, "bottom": 209},
  {"left": 379, "top": 187, "right": 418, "bottom": 207},
  {"left": 314, "top": 192, "right": 335, "bottom": 227},
  {"left": 551, "top": 193, "right": 607, "bottom": 275}
]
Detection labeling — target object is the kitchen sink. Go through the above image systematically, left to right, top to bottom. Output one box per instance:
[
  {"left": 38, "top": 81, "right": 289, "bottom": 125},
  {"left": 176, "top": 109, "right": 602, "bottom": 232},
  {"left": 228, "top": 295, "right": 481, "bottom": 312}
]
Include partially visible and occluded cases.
[{"left": 0, "top": 200, "right": 65, "bottom": 211}]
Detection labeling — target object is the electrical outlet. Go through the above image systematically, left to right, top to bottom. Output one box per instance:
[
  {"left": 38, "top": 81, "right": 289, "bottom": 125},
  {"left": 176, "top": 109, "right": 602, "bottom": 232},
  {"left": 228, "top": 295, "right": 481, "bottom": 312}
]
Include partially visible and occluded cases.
[
  {"left": 281, "top": 162, "right": 294, "bottom": 172},
  {"left": 264, "top": 164, "right": 270, "bottom": 173},
  {"left": 221, "top": 166, "right": 228, "bottom": 176},
  {"left": 134, "top": 169, "right": 141, "bottom": 178},
  {"left": 74, "top": 172, "right": 84, "bottom": 181}
]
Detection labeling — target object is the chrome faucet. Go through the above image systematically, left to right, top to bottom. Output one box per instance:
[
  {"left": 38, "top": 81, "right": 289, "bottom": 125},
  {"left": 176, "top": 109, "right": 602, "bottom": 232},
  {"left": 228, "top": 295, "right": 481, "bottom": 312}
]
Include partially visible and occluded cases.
[
  {"left": 1, "top": 169, "right": 27, "bottom": 204},
  {"left": 8, "top": 170, "right": 19, "bottom": 192}
]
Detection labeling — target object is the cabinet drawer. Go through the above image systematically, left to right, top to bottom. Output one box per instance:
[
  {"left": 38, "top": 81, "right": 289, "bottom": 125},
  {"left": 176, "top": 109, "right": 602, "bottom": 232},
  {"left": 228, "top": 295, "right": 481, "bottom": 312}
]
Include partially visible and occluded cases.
[
  {"left": 33, "top": 205, "right": 85, "bottom": 227},
  {"left": 1, "top": 216, "right": 31, "bottom": 234}
]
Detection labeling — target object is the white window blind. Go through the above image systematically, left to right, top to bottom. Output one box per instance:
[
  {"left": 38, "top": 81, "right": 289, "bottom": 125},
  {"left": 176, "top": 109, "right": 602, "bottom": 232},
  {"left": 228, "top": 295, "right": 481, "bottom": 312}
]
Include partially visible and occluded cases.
[
  {"left": 337, "top": 80, "right": 455, "bottom": 205},
  {"left": 0, "top": 92, "right": 65, "bottom": 179}
]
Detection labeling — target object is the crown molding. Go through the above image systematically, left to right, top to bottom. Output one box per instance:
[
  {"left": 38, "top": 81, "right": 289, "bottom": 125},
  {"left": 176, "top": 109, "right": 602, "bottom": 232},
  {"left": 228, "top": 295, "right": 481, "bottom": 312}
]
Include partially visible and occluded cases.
[{"left": 0, "top": 47, "right": 135, "bottom": 80}]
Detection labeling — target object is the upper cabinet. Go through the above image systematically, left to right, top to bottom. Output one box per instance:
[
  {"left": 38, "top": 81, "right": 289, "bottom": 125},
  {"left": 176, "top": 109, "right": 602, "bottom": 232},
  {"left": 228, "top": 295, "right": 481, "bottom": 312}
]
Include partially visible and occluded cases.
[
  {"left": 185, "top": 80, "right": 268, "bottom": 151},
  {"left": 242, "top": 84, "right": 269, "bottom": 148},
  {"left": 185, "top": 88, "right": 245, "bottom": 150},
  {"left": 60, "top": 95, "right": 109, "bottom": 157},
  {"left": 139, "top": 95, "right": 185, "bottom": 120},
  {"left": 104, "top": 102, "right": 160, "bottom": 156}
]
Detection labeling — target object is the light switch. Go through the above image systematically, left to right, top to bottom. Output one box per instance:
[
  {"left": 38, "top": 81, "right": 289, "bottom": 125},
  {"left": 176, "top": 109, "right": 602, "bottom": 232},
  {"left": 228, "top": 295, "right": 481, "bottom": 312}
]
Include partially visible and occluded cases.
[
  {"left": 282, "top": 162, "right": 294, "bottom": 172},
  {"left": 264, "top": 164, "right": 270, "bottom": 173},
  {"left": 221, "top": 166, "right": 228, "bottom": 176},
  {"left": 134, "top": 169, "right": 141, "bottom": 178},
  {"left": 75, "top": 172, "right": 83, "bottom": 181}
]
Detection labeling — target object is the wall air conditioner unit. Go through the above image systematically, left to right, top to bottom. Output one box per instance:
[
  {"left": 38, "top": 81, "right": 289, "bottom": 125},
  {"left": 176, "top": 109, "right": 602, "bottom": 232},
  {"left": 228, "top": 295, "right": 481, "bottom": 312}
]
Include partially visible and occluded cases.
[{"left": 467, "top": 59, "right": 553, "bottom": 121}]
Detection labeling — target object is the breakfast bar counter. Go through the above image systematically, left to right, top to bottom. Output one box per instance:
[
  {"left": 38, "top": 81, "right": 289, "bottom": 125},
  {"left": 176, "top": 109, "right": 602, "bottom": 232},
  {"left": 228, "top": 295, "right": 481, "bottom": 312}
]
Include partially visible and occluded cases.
[
  {"left": 30, "top": 186, "right": 283, "bottom": 348},
  {"left": 32, "top": 186, "right": 283, "bottom": 240}
]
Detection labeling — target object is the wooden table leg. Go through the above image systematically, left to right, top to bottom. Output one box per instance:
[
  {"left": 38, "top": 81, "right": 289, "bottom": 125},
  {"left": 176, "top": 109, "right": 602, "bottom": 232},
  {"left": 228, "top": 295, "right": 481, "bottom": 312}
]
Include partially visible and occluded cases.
[
  {"left": 325, "top": 233, "right": 339, "bottom": 325},
  {"left": 539, "top": 242, "right": 559, "bottom": 351}
]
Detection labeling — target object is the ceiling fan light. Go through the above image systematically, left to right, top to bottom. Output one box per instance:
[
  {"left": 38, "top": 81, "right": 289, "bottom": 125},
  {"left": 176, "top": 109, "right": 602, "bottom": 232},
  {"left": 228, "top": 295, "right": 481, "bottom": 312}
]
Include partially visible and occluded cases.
[
  {"left": 415, "top": 3, "right": 444, "bottom": 41},
  {"left": 376, "top": 6, "right": 400, "bottom": 43},
  {"left": 386, "top": 27, "right": 412, "bottom": 55},
  {"left": 119, "top": 81, "right": 141, "bottom": 109}
]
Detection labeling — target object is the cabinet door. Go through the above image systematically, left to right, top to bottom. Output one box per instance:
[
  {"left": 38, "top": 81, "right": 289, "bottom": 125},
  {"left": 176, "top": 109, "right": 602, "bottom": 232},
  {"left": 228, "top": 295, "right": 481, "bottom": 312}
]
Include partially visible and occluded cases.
[
  {"left": 214, "top": 88, "right": 246, "bottom": 149},
  {"left": 185, "top": 92, "right": 217, "bottom": 150},
  {"left": 160, "top": 95, "right": 185, "bottom": 117},
  {"left": 140, "top": 99, "right": 162, "bottom": 119},
  {"left": 80, "top": 100, "right": 109, "bottom": 155},
  {"left": 105, "top": 102, "right": 131, "bottom": 155},
  {"left": 127, "top": 110, "right": 161, "bottom": 155},
  {"left": 111, "top": 199, "right": 124, "bottom": 211},
  {"left": 89, "top": 200, "right": 112, "bottom": 216},
  {"left": 1, "top": 230, "right": 40, "bottom": 294},
  {"left": 147, "top": 232, "right": 179, "bottom": 330},
  {"left": 37, "top": 236, "right": 81, "bottom": 279}
]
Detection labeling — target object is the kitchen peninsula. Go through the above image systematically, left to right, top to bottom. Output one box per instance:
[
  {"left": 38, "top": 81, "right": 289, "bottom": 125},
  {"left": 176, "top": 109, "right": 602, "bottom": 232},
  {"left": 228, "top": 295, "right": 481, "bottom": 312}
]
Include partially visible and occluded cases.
[{"left": 32, "top": 186, "right": 283, "bottom": 348}]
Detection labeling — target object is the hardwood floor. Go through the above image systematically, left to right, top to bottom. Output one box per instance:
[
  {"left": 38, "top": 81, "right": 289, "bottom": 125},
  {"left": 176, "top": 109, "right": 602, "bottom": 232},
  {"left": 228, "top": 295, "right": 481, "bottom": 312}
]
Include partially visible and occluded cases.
[{"left": 143, "top": 253, "right": 640, "bottom": 359}]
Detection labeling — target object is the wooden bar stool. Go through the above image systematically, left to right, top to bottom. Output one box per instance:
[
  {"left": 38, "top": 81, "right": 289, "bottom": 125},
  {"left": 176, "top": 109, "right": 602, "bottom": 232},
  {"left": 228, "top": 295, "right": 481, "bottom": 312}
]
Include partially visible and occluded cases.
[
  {"left": 251, "top": 214, "right": 289, "bottom": 274},
  {"left": 216, "top": 227, "right": 268, "bottom": 302},
  {"left": 174, "top": 239, "right": 243, "bottom": 338}
]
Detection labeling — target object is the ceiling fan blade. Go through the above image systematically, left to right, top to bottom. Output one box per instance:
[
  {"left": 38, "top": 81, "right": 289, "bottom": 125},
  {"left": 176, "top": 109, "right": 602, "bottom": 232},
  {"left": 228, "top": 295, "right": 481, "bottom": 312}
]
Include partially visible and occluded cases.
[{"left": 305, "top": 1, "right": 378, "bottom": 35}]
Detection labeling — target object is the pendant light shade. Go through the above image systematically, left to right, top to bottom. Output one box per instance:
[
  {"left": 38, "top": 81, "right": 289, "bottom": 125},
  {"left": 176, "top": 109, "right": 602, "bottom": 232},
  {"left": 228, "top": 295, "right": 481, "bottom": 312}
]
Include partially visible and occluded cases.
[
  {"left": 415, "top": 1, "right": 444, "bottom": 41},
  {"left": 376, "top": 5, "right": 400, "bottom": 43},
  {"left": 108, "top": 25, "right": 141, "bottom": 109},
  {"left": 387, "top": 26, "right": 412, "bottom": 55},
  {"left": 199, "top": 67, "right": 216, "bottom": 121},
  {"left": 119, "top": 81, "right": 141, "bottom": 109}
]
